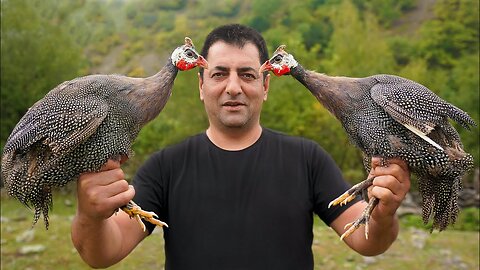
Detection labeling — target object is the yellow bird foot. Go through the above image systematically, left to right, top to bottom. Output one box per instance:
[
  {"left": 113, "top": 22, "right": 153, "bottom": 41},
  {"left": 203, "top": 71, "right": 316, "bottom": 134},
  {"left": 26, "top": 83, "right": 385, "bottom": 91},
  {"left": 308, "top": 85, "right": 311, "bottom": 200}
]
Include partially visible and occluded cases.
[
  {"left": 328, "top": 177, "right": 375, "bottom": 208},
  {"left": 328, "top": 191, "right": 358, "bottom": 208},
  {"left": 339, "top": 197, "right": 379, "bottom": 240},
  {"left": 121, "top": 200, "right": 168, "bottom": 232},
  {"left": 340, "top": 218, "right": 369, "bottom": 241}
]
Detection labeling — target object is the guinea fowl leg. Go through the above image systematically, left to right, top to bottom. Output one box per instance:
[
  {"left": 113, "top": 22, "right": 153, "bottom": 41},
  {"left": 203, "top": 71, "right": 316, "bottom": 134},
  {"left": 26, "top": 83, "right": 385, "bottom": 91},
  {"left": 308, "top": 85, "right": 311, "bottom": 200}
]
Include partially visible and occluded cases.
[
  {"left": 328, "top": 177, "right": 377, "bottom": 240},
  {"left": 328, "top": 177, "right": 374, "bottom": 208},
  {"left": 341, "top": 197, "right": 379, "bottom": 240},
  {"left": 120, "top": 200, "right": 168, "bottom": 232}
]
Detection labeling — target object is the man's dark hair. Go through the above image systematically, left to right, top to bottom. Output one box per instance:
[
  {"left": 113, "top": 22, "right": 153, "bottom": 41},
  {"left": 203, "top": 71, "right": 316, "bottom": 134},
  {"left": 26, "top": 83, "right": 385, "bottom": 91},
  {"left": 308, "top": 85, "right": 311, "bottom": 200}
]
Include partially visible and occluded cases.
[{"left": 199, "top": 24, "right": 269, "bottom": 79}]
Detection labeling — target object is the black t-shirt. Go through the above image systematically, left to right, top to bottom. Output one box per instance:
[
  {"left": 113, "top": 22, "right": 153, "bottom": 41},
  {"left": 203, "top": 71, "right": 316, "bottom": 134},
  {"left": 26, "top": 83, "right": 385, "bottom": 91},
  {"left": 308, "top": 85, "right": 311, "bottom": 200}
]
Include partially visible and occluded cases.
[{"left": 132, "top": 128, "right": 355, "bottom": 270}]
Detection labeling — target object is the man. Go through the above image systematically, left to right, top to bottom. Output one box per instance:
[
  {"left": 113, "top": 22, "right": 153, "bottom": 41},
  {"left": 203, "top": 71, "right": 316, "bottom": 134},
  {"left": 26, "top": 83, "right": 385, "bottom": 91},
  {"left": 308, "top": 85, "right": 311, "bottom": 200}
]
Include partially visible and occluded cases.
[{"left": 72, "top": 24, "right": 410, "bottom": 269}]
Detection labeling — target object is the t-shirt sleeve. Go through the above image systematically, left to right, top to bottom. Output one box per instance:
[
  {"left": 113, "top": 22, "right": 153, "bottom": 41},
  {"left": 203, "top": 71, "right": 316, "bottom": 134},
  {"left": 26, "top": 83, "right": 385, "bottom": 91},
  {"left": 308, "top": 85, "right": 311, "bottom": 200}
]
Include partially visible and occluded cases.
[
  {"left": 309, "top": 142, "right": 361, "bottom": 226},
  {"left": 131, "top": 152, "right": 166, "bottom": 235}
]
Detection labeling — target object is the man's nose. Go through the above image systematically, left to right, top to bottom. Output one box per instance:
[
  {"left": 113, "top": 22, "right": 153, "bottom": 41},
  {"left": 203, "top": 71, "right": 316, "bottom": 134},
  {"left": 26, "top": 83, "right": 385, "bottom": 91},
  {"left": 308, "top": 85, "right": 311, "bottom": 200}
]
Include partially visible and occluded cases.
[{"left": 225, "top": 74, "right": 242, "bottom": 96}]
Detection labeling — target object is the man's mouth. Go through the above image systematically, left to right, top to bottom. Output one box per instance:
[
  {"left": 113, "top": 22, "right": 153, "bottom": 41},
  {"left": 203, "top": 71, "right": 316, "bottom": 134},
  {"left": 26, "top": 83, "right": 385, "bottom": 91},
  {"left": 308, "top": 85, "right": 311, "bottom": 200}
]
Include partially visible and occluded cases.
[
  {"left": 222, "top": 101, "right": 245, "bottom": 111},
  {"left": 223, "top": 101, "right": 245, "bottom": 106}
]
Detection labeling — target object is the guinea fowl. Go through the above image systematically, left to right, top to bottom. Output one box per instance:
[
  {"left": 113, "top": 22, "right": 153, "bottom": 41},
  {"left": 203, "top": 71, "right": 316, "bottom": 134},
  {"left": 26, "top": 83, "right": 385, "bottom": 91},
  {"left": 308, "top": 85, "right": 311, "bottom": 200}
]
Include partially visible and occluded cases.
[
  {"left": 1, "top": 37, "right": 208, "bottom": 231},
  {"left": 260, "top": 45, "right": 476, "bottom": 240}
]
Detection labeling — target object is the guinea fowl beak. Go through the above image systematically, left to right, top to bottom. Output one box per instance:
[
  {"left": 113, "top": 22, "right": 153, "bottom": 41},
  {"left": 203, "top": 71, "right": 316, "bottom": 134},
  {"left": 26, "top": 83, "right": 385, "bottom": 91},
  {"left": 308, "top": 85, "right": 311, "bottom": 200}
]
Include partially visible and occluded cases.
[
  {"left": 196, "top": 55, "right": 209, "bottom": 69},
  {"left": 259, "top": 60, "right": 273, "bottom": 73}
]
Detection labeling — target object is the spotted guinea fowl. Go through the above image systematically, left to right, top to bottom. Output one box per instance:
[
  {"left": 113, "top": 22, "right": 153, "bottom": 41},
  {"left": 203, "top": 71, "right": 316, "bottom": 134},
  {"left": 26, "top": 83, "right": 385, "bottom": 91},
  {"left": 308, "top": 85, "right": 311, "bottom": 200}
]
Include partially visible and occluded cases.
[
  {"left": 1, "top": 37, "right": 208, "bottom": 231},
  {"left": 260, "top": 45, "right": 476, "bottom": 240}
]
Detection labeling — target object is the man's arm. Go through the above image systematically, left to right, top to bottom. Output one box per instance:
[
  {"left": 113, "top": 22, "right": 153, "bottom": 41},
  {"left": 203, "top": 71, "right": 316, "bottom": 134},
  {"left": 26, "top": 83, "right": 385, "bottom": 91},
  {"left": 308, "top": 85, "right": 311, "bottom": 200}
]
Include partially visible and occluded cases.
[
  {"left": 330, "top": 157, "right": 410, "bottom": 256},
  {"left": 71, "top": 160, "right": 148, "bottom": 268}
]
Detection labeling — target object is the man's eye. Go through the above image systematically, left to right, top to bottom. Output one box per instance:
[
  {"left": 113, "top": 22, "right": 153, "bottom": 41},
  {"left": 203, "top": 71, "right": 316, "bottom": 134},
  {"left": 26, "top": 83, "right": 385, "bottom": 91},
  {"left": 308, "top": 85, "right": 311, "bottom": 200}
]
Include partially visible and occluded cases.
[
  {"left": 211, "top": 73, "right": 225, "bottom": 78},
  {"left": 242, "top": 74, "right": 256, "bottom": 79}
]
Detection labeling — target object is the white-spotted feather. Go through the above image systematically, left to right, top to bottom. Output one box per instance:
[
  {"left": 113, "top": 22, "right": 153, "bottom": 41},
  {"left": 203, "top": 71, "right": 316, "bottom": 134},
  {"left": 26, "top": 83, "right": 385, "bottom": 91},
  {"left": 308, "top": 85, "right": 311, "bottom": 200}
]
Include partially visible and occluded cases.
[{"left": 403, "top": 123, "right": 444, "bottom": 150}]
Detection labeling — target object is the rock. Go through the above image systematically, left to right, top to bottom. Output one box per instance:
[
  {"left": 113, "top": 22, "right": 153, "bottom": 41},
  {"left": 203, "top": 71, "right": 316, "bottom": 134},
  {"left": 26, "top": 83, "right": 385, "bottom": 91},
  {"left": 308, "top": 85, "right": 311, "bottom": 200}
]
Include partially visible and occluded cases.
[
  {"left": 458, "top": 188, "right": 480, "bottom": 208},
  {"left": 398, "top": 193, "right": 422, "bottom": 216},
  {"left": 64, "top": 199, "right": 73, "bottom": 207},
  {"left": 397, "top": 206, "right": 422, "bottom": 217},
  {"left": 0, "top": 216, "right": 11, "bottom": 223},
  {"left": 409, "top": 227, "right": 428, "bottom": 249},
  {"left": 16, "top": 229, "right": 35, "bottom": 243},
  {"left": 18, "top": 244, "right": 46, "bottom": 255},
  {"left": 439, "top": 249, "right": 469, "bottom": 270},
  {"left": 362, "top": 256, "right": 378, "bottom": 265}
]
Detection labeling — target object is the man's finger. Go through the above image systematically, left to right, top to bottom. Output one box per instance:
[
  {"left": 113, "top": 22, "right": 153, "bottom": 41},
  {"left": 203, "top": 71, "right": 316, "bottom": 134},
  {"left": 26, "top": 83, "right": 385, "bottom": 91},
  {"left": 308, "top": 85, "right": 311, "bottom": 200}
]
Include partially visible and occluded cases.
[{"left": 100, "top": 159, "right": 121, "bottom": 171}]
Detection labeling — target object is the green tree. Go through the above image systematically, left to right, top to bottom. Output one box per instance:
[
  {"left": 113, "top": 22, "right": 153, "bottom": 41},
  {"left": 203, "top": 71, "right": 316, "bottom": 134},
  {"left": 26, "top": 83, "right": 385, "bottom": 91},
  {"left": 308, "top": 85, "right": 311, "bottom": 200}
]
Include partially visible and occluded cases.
[
  {"left": 1, "top": 0, "right": 86, "bottom": 149},
  {"left": 323, "top": 0, "right": 396, "bottom": 76},
  {"left": 352, "top": 0, "right": 415, "bottom": 27},
  {"left": 414, "top": 0, "right": 479, "bottom": 167},
  {"left": 418, "top": 0, "right": 479, "bottom": 68}
]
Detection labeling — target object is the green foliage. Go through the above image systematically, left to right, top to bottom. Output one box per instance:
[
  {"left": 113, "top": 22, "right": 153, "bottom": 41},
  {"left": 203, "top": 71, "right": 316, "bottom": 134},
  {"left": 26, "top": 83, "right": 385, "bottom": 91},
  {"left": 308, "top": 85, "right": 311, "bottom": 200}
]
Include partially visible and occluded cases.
[
  {"left": 0, "top": 0, "right": 86, "bottom": 150},
  {"left": 156, "top": 0, "right": 187, "bottom": 10},
  {"left": 210, "top": 0, "right": 241, "bottom": 17},
  {"left": 245, "top": 0, "right": 280, "bottom": 31},
  {"left": 323, "top": 0, "right": 397, "bottom": 76},
  {"left": 352, "top": 0, "right": 415, "bottom": 27},
  {"left": 413, "top": 0, "right": 480, "bottom": 166},
  {"left": 418, "top": 0, "right": 479, "bottom": 68},
  {"left": 400, "top": 207, "right": 480, "bottom": 232},
  {"left": 455, "top": 207, "right": 480, "bottom": 231},
  {"left": 400, "top": 214, "right": 426, "bottom": 229}
]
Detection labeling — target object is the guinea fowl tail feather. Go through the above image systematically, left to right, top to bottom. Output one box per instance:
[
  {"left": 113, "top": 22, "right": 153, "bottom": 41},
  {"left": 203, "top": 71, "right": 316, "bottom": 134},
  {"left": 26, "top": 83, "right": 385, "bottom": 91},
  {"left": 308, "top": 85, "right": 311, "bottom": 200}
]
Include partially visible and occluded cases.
[
  {"left": 448, "top": 103, "right": 477, "bottom": 130},
  {"left": 2, "top": 144, "right": 56, "bottom": 229},
  {"left": 418, "top": 151, "right": 473, "bottom": 231},
  {"left": 419, "top": 174, "right": 462, "bottom": 231},
  {"left": 32, "top": 185, "right": 53, "bottom": 229}
]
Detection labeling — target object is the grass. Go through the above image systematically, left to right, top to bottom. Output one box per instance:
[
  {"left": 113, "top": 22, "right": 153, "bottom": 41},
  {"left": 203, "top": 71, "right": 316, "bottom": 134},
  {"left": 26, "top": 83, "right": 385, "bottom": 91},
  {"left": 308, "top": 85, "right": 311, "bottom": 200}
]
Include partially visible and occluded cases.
[{"left": 1, "top": 192, "right": 479, "bottom": 270}]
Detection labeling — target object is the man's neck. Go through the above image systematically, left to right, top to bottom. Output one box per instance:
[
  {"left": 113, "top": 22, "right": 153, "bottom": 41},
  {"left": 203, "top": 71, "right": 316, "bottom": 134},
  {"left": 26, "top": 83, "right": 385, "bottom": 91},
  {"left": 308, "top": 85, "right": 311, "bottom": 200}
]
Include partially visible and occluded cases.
[{"left": 206, "top": 125, "right": 263, "bottom": 151}]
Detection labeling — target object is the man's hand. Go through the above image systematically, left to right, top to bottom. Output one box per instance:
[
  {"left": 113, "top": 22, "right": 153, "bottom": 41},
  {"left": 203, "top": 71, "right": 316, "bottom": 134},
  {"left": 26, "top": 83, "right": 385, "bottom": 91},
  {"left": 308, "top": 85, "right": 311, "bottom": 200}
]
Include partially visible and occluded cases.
[
  {"left": 331, "top": 157, "right": 411, "bottom": 256},
  {"left": 368, "top": 157, "right": 411, "bottom": 220},
  {"left": 72, "top": 159, "right": 147, "bottom": 268},
  {"left": 76, "top": 159, "right": 134, "bottom": 223}
]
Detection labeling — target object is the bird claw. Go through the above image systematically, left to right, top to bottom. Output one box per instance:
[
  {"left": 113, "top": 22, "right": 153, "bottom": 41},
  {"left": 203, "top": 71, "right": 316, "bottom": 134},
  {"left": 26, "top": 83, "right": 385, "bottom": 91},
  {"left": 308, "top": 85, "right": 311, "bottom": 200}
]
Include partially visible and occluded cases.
[
  {"left": 328, "top": 177, "right": 375, "bottom": 208},
  {"left": 328, "top": 181, "right": 364, "bottom": 208},
  {"left": 328, "top": 191, "right": 357, "bottom": 208},
  {"left": 339, "top": 197, "right": 379, "bottom": 240},
  {"left": 121, "top": 201, "right": 169, "bottom": 232},
  {"left": 340, "top": 215, "right": 369, "bottom": 241}
]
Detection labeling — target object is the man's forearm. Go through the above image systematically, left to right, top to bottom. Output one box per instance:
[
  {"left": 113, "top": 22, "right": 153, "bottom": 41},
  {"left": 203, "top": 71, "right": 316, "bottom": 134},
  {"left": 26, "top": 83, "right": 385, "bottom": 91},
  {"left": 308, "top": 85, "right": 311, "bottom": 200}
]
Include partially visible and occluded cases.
[{"left": 71, "top": 215, "right": 124, "bottom": 268}]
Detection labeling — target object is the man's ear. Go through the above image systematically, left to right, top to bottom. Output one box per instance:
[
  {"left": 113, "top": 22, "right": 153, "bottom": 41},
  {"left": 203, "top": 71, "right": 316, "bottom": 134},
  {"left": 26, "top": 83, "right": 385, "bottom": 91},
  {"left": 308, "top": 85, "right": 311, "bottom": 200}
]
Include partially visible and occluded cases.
[
  {"left": 198, "top": 72, "right": 204, "bottom": 101},
  {"left": 263, "top": 73, "right": 270, "bottom": 101}
]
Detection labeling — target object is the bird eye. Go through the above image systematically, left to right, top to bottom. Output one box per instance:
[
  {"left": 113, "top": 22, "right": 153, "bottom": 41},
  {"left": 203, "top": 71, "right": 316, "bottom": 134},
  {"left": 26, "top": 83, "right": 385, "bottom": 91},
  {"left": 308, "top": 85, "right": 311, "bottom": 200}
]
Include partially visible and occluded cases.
[
  {"left": 185, "top": 49, "right": 194, "bottom": 58},
  {"left": 273, "top": 55, "right": 283, "bottom": 63}
]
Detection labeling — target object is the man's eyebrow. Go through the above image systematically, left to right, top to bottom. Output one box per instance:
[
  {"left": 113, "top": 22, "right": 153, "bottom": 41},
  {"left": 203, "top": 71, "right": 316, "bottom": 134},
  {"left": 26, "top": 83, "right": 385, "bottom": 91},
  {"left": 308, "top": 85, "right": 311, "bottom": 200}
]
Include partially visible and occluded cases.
[
  {"left": 209, "top": 66, "right": 259, "bottom": 76},
  {"left": 211, "top": 66, "right": 229, "bottom": 72},
  {"left": 238, "top": 67, "right": 259, "bottom": 76}
]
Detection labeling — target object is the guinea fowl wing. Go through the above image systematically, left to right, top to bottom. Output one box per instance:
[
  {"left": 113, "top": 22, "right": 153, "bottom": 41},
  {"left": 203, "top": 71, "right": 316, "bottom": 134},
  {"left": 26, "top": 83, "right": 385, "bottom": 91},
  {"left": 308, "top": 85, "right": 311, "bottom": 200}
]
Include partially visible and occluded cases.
[
  {"left": 370, "top": 75, "right": 447, "bottom": 135},
  {"left": 370, "top": 75, "right": 476, "bottom": 133},
  {"left": 3, "top": 79, "right": 109, "bottom": 158}
]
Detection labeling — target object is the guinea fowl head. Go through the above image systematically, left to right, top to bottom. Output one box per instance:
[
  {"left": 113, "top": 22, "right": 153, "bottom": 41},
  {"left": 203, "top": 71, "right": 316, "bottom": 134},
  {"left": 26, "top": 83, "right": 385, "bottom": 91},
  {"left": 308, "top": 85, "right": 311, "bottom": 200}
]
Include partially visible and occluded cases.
[
  {"left": 171, "top": 37, "right": 209, "bottom": 71},
  {"left": 259, "top": 45, "right": 298, "bottom": 76}
]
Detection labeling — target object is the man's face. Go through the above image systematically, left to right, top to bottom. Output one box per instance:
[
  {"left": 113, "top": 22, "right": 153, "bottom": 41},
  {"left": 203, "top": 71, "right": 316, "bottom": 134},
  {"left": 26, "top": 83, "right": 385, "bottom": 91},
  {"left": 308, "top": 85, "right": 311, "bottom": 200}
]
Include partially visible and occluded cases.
[{"left": 198, "top": 41, "right": 270, "bottom": 130}]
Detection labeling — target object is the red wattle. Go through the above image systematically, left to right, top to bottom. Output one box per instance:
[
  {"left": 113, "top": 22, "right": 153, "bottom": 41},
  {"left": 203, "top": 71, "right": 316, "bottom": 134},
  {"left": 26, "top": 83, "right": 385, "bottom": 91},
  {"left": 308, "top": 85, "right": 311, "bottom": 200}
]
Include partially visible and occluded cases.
[{"left": 177, "top": 59, "right": 196, "bottom": 71}]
